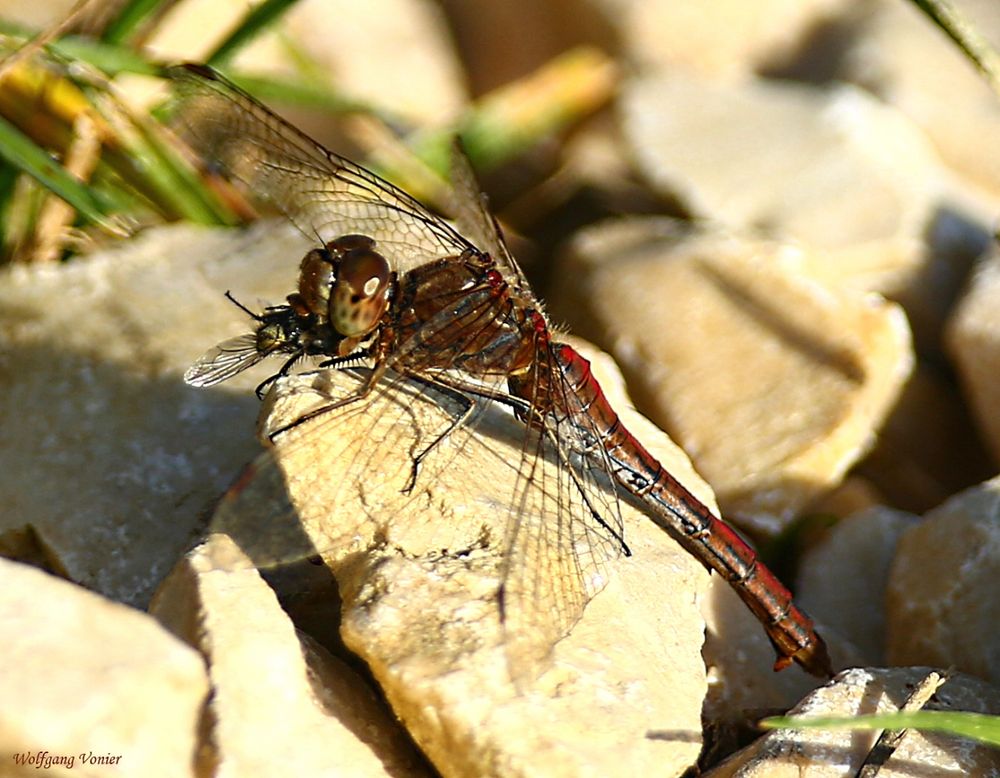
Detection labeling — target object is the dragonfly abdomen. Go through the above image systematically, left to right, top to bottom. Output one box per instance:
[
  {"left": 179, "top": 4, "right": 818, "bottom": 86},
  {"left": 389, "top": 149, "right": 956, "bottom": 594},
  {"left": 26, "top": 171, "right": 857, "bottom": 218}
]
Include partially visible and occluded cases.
[{"left": 550, "top": 342, "right": 833, "bottom": 678}]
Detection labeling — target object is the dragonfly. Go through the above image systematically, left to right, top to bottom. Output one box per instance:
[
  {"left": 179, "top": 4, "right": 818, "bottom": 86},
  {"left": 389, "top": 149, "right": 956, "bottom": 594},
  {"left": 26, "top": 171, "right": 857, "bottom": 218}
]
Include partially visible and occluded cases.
[{"left": 169, "top": 63, "right": 832, "bottom": 679}]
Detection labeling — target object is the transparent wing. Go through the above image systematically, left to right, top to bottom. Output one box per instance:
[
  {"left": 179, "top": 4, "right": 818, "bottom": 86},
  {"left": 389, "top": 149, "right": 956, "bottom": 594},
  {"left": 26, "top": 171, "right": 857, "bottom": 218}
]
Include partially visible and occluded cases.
[
  {"left": 167, "top": 64, "right": 477, "bottom": 272},
  {"left": 446, "top": 140, "right": 527, "bottom": 287},
  {"left": 184, "top": 333, "right": 267, "bottom": 387},
  {"left": 246, "top": 345, "right": 627, "bottom": 683},
  {"left": 497, "top": 350, "right": 626, "bottom": 681}
]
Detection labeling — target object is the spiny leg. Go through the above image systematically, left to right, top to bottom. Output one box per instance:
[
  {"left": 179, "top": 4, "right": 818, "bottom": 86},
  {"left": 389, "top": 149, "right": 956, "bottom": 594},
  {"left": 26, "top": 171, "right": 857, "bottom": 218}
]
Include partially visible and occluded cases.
[
  {"left": 266, "top": 362, "right": 387, "bottom": 441},
  {"left": 400, "top": 373, "right": 477, "bottom": 494}
]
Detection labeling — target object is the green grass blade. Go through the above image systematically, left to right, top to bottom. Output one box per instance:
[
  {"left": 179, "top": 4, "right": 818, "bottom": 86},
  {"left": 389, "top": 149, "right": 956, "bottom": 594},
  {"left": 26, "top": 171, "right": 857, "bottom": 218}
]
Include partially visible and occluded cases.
[
  {"left": 101, "top": 0, "right": 167, "bottom": 45},
  {"left": 206, "top": 0, "right": 303, "bottom": 68},
  {"left": 908, "top": 0, "right": 1000, "bottom": 95},
  {"left": 0, "top": 21, "right": 158, "bottom": 76},
  {"left": 0, "top": 112, "right": 113, "bottom": 228},
  {"left": 761, "top": 710, "right": 1000, "bottom": 748}
]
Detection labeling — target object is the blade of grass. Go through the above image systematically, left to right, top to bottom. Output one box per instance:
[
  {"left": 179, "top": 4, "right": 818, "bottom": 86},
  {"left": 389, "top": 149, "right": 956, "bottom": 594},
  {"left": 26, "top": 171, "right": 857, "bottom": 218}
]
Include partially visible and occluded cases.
[
  {"left": 101, "top": 0, "right": 169, "bottom": 45},
  {"left": 205, "top": 0, "right": 303, "bottom": 68},
  {"left": 909, "top": 0, "right": 1000, "bottom": 96},
  {"left": 0, "top": 21, "right": 160, "bottom": 76},
  {"left": 409, "top": 46, "right": 618, "bottom": 175},
  {"left": 92, "top": 88, "right": 235, "bottom": 225},
  {"left": 0, "top": 112, "right": 116, "bottom": 230},
  {"left": 0, "top": 160, "right": 20, "bottom": 245},
  {"left": 761, "top": 710, "right": 1000, "bottom": 748}
]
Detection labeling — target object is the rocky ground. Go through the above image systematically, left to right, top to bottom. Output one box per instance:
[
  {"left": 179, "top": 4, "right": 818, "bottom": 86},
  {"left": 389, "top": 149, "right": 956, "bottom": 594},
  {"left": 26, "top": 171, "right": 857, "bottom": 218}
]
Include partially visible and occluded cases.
[{"left": 2, "top": 0, "right": 1000, "bottom": 776}]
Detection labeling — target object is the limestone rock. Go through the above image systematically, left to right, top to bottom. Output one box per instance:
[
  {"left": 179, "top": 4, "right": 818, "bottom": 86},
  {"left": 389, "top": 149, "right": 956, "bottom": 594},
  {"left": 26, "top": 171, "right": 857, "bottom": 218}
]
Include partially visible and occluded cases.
[
  {"left": 133, "top": 0, "right": 466, "bottom": 125},
  {"left": 590, "top": 0, "right": 850, "bottom": 80},
  {"left": 835, "top": 0, "right": 1000, "bottom": 202},
  {"left": 620, "top": 69, "right": 993, "bottom": 348},
  {"left": 552, "top": 218, "right": 913, "bottom": 530},
  {"left": 0, "top": 221, "right": 312, "bottom": 607},
  {"left": 947, "top": 247, "right": 1000, "bottom": 462},
  {"left": 208, "top": 340, "right": 715, "bottom": 777},
  {"left": 853, "top": 362, "right": 996, "bottom": 514},
  {"left": 886, "top": 476, "right": 1000, "bottom": 683},
  {"left": 797, "top": 506, "right": 919, "bottom": 665},
  {"left": 150, "top": 533, "right": 428, "bottom": 778},
  {"left": 0, "top": 558, "right": 207, "bottom": 778},
  {"left": 704, "top": 667, "right": 1000, "bottom": 776}
]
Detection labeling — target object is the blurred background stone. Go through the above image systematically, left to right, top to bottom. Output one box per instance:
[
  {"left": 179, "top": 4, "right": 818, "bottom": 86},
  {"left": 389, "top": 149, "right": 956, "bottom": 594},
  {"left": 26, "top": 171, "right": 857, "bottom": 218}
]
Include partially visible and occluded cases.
[
  {"left": 620, "top": 69, "right": 994, "bottom": 353},
  {"left": 552, "top": 218, "right": 913, "bottom": 531},
  {"left": 947, "top": 246, "right": 1000, "bottom": 463},
  {"left": 886, "top": 476, "right": 1000, "bottom": 684},
  {"left": 797, "top": 506, "right": 919, "bottom": 665}
]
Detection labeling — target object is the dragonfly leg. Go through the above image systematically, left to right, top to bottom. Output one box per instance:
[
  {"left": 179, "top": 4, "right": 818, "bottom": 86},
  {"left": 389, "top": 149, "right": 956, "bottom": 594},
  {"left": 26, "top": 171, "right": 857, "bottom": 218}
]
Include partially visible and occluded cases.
[
  {"left": 254, "top": 351, "right": 303, "bottom": 399},
  {"left": 266, "top": 363, "right": 386, "bottom": 441},
  {"left": 400, "top": 374, "right": 476, "bottom": 494}
]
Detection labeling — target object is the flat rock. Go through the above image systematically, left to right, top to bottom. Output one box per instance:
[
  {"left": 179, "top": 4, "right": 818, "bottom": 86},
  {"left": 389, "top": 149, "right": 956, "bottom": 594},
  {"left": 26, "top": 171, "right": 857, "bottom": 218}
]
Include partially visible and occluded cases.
[
  {"left": 138, "top": 0, "right": 465, "bottom": 125},
  {"left": 589, "top": 0, "right": 850, "bottom": 79},
  {"left": 834, "top": 0, "right": 1000, "bottom": 202},
  {"left": 620, "top": 69, "right": 993, "bottom": 349},
  {"left": 552, "top": 218, "right": 913, "bottom": 530},
  {"left": 0, "top": 221, "right": 312, "bottom": 606},
  {"left": 947, "top": 245, "right": 1000, "bottom": 462},
  {"left": 208, "top": 340, "right": 717, "bottom": 777},
  {"left": 852, "top": 362, "right": 996, "bottom": 514},
  {"left": 886, "top": 476, "right": 1000, "bottom": 683},
  {"left": 797, "top": 506, "right": 919, "bottom": 665},
  {"left": 150, "top": 533, "right": 429, "bottom": 778},
  {"left": 0, "top": 558, "right": 207, "bottom": 777},
  {"left": 704, "top": 667, "right": 1000, "bottom": 776}
]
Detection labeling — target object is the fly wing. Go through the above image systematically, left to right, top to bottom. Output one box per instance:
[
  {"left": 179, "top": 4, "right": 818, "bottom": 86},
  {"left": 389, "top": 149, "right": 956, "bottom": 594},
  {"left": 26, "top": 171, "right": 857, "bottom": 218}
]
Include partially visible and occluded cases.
[
  {"left": 167, "top": 64, "right": 476, "bottom": 272},
  {"left": 184, "top": 333, "right": 266, "bottom": 387}
]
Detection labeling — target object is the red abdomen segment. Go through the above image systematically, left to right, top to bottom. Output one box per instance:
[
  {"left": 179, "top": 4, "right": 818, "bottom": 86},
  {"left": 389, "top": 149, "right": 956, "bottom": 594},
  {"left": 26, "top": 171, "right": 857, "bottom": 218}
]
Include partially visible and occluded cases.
[{"left": 551, "top": 342, "right": 833, "bottom": 678}]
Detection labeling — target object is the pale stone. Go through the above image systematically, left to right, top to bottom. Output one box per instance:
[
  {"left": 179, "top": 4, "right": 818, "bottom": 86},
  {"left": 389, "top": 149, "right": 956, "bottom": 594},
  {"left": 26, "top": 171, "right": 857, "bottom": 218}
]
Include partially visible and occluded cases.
[
  {"left": 0, "top": 0, "right": 77, "bottom": 28},
  {"left": 136, "top": 0, "right": 465, "bottom": 124},
  {"left": 589, "top": 0, "right": 850, "bottom": 80},
  {"left": 835, "top": 0, "right": 1000, "bottom": 201},
  {"left": 620, "top": 69, "right": 993, "bottom": 347},
  {"left": 552, "top": 218, "right": 913, "bottom": 530},
  {"left": 0, "top": 221, "right": 312, "bottom": 606},
  {"left": 947, "top": 247, "right": 1000, "bottom": 462},
  {"left": 209, "top": 340, "right": 713, "bottom": 777},
  {"left": 853, "top": 362, "right": 997, "bottom": 513},
  {"left": 806, "top": 476, "right": 884, "bottom": 519},
  {"left": 886, "top": 476, "right": 1000, "bottom": 683},
  {"left": 797, "top": 506, "right": 919, "bottom": 665},
  {"left": 150, "top": 534, "right": 427, "bottom": 778},
  {"left": 0, "top": 557, "right": 207, "bottom": 778},
  {"left": 701, "top": 577, "right": 853, "bottom": 727},
  {"left": 704, "top": 667, "right": 1000, "bottom": 776}
]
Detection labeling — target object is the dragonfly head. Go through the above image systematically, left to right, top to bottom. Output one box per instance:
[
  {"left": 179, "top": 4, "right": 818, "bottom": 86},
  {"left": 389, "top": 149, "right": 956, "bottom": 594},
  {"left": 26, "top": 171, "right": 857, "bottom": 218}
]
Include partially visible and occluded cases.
[{"left": 322, "top": 235, "right": 393, "bottom": 339}]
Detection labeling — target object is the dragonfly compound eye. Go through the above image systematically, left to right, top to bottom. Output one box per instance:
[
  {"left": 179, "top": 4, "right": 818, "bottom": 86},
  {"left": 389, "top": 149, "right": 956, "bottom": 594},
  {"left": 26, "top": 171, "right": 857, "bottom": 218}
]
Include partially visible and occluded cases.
[
  {"left": 330, "top": 246, "right": 392, "bottom": 337},
  {"left": 297, "top": 248, "right": 335, "bottom": 317}
]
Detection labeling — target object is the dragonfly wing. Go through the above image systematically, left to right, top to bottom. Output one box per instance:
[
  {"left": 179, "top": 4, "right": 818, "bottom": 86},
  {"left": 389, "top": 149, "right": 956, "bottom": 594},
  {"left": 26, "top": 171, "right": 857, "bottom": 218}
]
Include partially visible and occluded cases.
[
  {"left": 167, "top": 64, "right": 476, "bottom": 273},
  {"left": 447, "top": 140, "right": 528, "bottom": 287},
  {"left": 498, "top": 356, "right": 627, "bottom": 681},
  {"left": 257, "top": 367, "right": 506, "bottom": 560}
]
